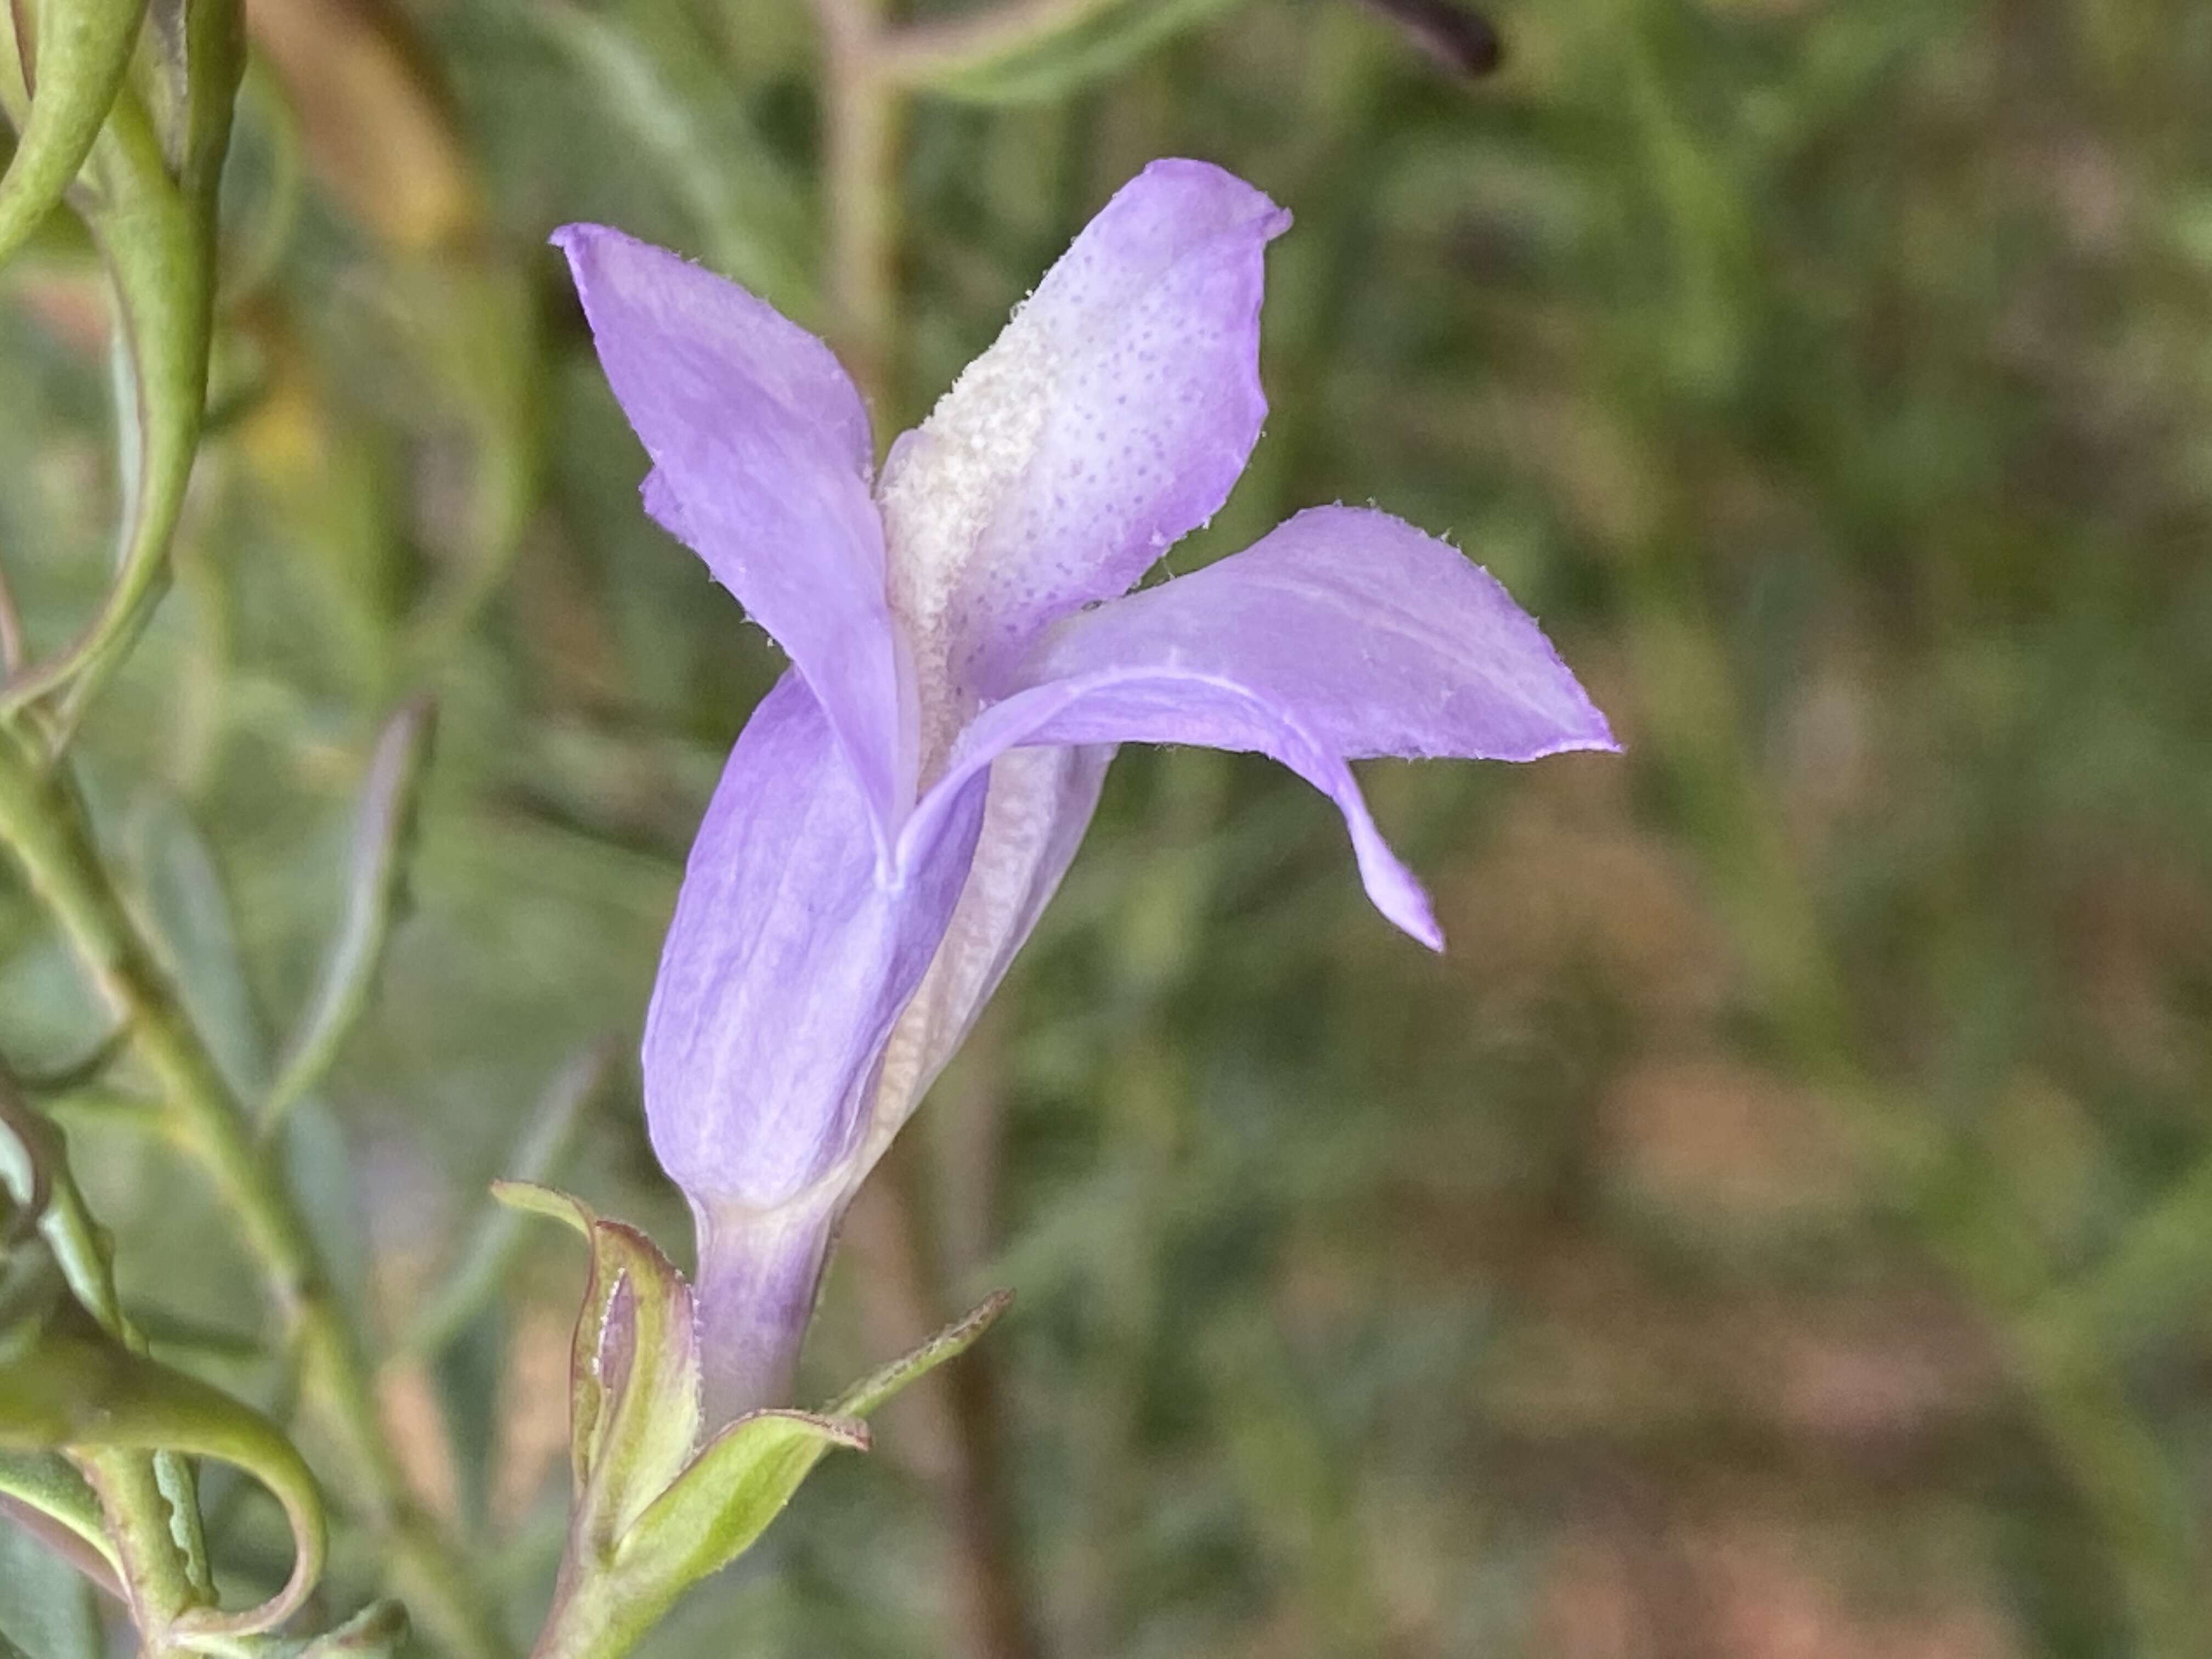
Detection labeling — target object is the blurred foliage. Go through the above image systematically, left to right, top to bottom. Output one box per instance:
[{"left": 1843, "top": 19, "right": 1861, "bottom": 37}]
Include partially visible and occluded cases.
[{"left": 3, "top": 0, "right": 2211, "bottom": 1655}]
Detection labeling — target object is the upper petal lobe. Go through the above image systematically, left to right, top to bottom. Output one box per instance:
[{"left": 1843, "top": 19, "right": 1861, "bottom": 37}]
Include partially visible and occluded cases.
[
  {"left": 876, "top": 159, "right": 1289, "bottom": 749},
  {"left": 555, "top": 224, "right": 917, "bottom": 840}
]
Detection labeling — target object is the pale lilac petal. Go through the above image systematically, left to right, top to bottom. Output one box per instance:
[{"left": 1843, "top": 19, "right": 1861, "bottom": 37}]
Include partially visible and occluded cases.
[
  {"left": 876, "top": 159, "right": 1288, "bottom": 749},
  {"left": 555, "top": 224, "right": 917, "bottom": 840},
  {"left": 1024, "top": 505, "right": 1618, "bottom": 763},
  {"left": 912, "top": 506, "right": 1615, "bottom": 949},
  {"left": 641, "top": 670, "right": 986, "bottom": 1218},
  {"left": 937, "top": 671, "right": 1443, "bottom": 946},
  {"left": 863, "top": 744, "right": 1112, "bottom": 1167}
]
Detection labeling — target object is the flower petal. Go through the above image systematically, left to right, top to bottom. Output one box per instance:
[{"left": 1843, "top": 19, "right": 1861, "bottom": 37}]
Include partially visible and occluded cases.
[
  {"left": 876, "top": 159, "right": 1288, "bottom": 753},
  {"left": 555, "top": 224, "right": 917, "bottom": 840},
  {"left": 1029, "top": 505, "right": 1618, "bottom": 763},
  {"left": 915, "top": 506, "right": 1616, "bottom": 949},
  {"left": 945, "top": 669, "right": 1443, "bottom": 946},
  {"left": 642, "top": 670, "right": 986, "bottom": 1218},
  {"left": 862, "top": 744, "right": 1112, "bottom": 1168}
]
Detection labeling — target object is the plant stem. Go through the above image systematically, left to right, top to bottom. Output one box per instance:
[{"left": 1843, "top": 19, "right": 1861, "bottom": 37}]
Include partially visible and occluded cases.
[
  {"left": 811, "top": 0, "right": 897, "bottom": 423},
  {"left": 0, "top": 724, "right": 510, "bottom": 1659},
  {"left": 72, "top": 1443, "right": 198, "bottom": 1656}
]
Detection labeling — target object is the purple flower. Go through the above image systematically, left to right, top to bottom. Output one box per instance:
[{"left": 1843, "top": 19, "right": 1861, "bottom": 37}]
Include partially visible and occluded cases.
[{"left": 555, "top": 159, "right": 1615, "bottom": 1420}]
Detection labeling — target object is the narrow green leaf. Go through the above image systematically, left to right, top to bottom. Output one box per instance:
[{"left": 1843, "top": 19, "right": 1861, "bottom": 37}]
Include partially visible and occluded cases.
[
  {"left": 0, "top": 0, "right": 150, "bottom": 270},
  {"left": 2, "top": 0, "right": 244, "bottom": 725},
  {"left": 527, "top": 0, "right": 811, "bottom": 314},
  {"left": 880, "top": 0, "right": 1251, "bottom": 105},
  {"left": 0, "top": 91, "right": 199, "bottom": 722},
  {"left": 262, "top": 698, "right": 438, "bottom": 1133},
  {"left": 123, "top": 786, "right": 272, "bottom": 1098},
  {"left": 119, "top": 788, "right": 374, "bottom": 1319},
  {"left": 403, "top": 1045, "right": 610, "bottom": 1359},
  {"left": 0, "top": 1082, "right": 212, "bottom": 1600},
  {"left": 827, "top": 1289, "right": 1013, "bottom": 1419},
  {"left": 0, "top": 1451, "right": 119, "bottom": 1592},
  {"left": 0, "top": 1513, "right": 103, "bottom": 1659}
]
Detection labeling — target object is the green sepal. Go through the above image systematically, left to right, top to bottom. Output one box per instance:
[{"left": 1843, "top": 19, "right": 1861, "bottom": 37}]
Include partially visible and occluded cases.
[
  {"left": 0, "top": 0, "right": 150, "bottom": 269},
  {"left": 505, "top": 1173, "right": 1017, "bottom": 1659},
  {"left": 492, "top": 1181, "right": 702, "bottom": 1553},
  {"left": 527, "top": 1276, "right": 1013, "bottom": 1659},
  {"left": 829, "top": 1288, "right": 1013, "bottom": 1418},
  {"left": 0, "top": 1300, "right": 326, "bottom": 1641},
  {"left": 617, "top": 1407, "right": 866, "bottom": 1587}
]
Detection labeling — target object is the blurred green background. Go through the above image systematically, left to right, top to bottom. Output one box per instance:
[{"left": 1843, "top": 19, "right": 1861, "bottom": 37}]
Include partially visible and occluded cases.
[{"left": 4, "top": 0, "right": 2212, "bottom": 1654}]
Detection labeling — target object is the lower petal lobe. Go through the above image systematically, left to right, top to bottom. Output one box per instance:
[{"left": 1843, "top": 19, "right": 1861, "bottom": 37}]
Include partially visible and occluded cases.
[
  {"left": 927, "top": 506, "right": 1616, "bottom": 949},
  {"left": 641, "top": 672, "right": 984, "bottom": 1216}
]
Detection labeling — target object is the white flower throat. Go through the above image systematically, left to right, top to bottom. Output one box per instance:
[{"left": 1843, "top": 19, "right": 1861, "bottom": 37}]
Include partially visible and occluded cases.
[{"left": 877, "top": 297, "right": 1063, "bottom": 781}]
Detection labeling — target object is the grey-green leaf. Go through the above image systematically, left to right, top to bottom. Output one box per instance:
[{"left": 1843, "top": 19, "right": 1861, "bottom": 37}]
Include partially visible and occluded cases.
[
  {"left": 263, "top": 698, "right": 438, "bottom": 1133},
  {"left": 0, "top": 1513, "right": 103, "bottom": 1659}
]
